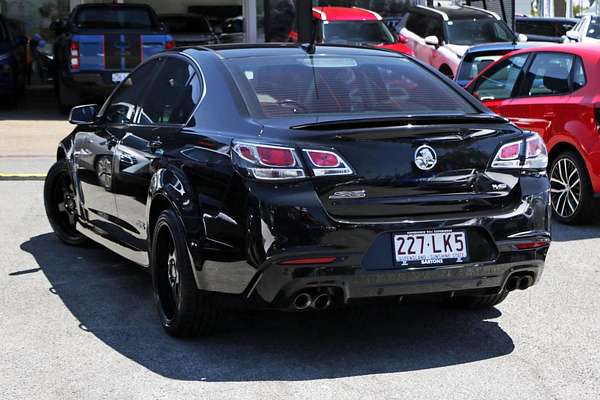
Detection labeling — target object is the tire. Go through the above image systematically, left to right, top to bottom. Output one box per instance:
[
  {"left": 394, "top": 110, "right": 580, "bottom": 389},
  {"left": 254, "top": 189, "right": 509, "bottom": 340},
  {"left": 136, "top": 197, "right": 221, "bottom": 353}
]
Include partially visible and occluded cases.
[
  {"left": 439, "top": 65, "right": 454, "bottom": 80},
  {"left": 549, "top": 150, "right": 595, "bottom": 225},
  {"left": 43, "top": 160, "right": 88, "bottom": 246},
  {"left": 151, "top": 209, "right": 219, "bottom": 337},
  {"left": 448, "top": 290, "right": 509, "bottom": 309}
]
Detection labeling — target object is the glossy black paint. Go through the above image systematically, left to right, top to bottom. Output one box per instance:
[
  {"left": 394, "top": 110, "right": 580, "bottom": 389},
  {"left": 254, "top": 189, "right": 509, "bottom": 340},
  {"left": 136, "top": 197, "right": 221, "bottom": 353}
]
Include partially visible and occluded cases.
[{"left": 55, "top": 44, "right": 551, "bottom": 308}]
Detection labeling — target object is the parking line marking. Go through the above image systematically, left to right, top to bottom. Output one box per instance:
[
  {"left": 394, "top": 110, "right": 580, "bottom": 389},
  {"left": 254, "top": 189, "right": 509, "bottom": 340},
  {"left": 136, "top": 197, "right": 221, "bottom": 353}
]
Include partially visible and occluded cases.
[{"left": 0, "top": 173, "right": 47, "bottom": 181}]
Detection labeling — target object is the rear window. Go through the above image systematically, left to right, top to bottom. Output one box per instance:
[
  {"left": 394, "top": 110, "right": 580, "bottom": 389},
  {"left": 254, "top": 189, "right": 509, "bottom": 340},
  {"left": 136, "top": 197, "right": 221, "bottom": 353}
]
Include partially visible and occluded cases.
[
  {"left": 74, "top": 6, "right": 156, "bottom": 30},
  {"left": 588, "top": 18, "right": 600, "bottom": 39},
  {"left": 322, "top": 21, "right": 395, "bottom": 45},
  {"left": 226, "top": 54, "right": 478, "bottom": 118}
]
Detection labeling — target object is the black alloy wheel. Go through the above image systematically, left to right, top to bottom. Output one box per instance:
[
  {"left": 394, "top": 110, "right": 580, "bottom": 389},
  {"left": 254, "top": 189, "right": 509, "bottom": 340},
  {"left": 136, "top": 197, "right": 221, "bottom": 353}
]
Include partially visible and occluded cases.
[
  {"left": 44, "top": 160, "right": 88, "bottom": 246},
  {"left": 151, "top": 209, "right": 218, "bottom": 337}
]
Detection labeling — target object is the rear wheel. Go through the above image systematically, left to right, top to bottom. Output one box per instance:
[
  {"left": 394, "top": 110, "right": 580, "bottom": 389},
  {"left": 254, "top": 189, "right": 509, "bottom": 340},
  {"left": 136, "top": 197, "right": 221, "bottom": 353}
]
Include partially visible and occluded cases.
[
  {"left": 439, "top": 65, "right": 454, "bottom": 80},
  {"left": 549, "top": 151, "right": 595, "bottom": 224},
  {"left": 43, "top": 160, "right": 88, "bottom": 246},
  {"left": 151, "top": 209, "right": 219, "bottom": 337},
  {"left": 448, "top": 290, "right": 509, "bottom": 309}
]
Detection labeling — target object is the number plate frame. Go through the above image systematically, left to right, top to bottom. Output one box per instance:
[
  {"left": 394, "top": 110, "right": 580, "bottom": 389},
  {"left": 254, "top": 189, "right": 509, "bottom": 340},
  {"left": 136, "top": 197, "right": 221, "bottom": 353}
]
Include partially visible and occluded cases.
[{"left": 392, "top": 229, "right": 469, "bottom": 267}]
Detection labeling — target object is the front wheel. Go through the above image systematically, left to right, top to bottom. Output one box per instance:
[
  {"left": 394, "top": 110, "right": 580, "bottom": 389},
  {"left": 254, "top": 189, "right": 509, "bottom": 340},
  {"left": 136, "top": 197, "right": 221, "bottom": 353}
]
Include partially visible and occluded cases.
[
  {"left": 549, "top": 151, "right": 595, "bottom": 224},
  {"left": 43, "top": 160, "right": 88, "bottom": 246},
  {"left": 151, "top": 209, "right": 219, "bottom": 337}
]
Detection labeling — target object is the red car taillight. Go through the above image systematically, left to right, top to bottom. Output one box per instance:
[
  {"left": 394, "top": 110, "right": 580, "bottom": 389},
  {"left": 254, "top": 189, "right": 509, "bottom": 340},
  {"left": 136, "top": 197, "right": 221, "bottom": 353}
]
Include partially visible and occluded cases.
[
  {"left": 398, "top": 33, "right": 408, "bottom": 44},
  {"left": 165, "top": 40, "right": 175, "bottom": 50},
  {"left": 70, "top": 41, "right": 80, "bottom": 70},
  {"left": 491, "top": 132, "right": 548, "bottom": 170},
  {"left": 232, "top": 142, "right": 353, "bottom": 181}
]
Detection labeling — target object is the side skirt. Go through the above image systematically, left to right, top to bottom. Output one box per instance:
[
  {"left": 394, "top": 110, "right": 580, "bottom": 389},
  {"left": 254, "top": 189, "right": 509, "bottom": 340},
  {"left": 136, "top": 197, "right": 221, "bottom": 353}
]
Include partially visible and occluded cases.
[{"left": 77, "top": 222, "right": 149, "bottom": 267}]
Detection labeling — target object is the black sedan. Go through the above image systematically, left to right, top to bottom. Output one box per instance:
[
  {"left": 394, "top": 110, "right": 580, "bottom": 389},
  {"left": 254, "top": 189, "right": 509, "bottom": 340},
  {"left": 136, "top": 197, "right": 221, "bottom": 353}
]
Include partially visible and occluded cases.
[{"left": 44, "top": 44, "right": 551, "bottom": 337}]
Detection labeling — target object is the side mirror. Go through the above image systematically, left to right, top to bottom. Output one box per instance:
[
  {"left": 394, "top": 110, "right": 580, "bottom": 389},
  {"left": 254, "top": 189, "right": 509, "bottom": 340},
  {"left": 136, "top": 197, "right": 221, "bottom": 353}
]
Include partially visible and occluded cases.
[
  {"left": 566, "top": 30, "right": 580, "bottom": 42},
  {"left": 517, "top": 33, "right": 528, "bottom": 43},
  {"left": 424, "top": 35, "right": 439, "bottom": 47},
  {"left": 69, "top": 104, "right": 98, "bottom": 125}
]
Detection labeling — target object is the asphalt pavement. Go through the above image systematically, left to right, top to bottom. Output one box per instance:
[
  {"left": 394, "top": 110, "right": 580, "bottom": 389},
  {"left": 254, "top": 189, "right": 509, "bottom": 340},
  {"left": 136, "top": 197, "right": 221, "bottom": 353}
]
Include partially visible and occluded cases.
[{"left": 1, "top": 181, "right": 599, "bottom": 400}]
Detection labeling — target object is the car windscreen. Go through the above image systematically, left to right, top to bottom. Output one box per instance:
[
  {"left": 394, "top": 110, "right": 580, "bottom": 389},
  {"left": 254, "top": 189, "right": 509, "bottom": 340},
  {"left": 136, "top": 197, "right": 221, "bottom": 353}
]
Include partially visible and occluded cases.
[
  {"left": 74, "top": 6, "right": 156, "bottom": 30},
  {"left": 161, "top": 17, "right": 211, "bottom": 34},
  {"left": 445, "top": 18, "right": 515, "bottom": 45},
  {"left": 587, "top": 18, "right": 600, "bottom": 39},
  {"left": 322, "top": 21, "right": 395, "bottom": 45},
  {"left": 457, "top": 53, "right": 505, "bottom": 82},
  {"left": 225, "top": 54, "right": 478, "bottom": 119}
]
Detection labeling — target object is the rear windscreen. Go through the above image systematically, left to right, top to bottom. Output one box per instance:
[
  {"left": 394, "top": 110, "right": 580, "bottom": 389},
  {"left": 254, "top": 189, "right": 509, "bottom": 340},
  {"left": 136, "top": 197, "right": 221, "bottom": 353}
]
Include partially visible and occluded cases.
[
  {"left": 75, "top": 6, "right": 156, "bottom": 30},
  {"left": 225, "top": 54, "right": 477, "bottom": 118},
  {"left": 457, "top": 54, "right": 505, "bottom": 82}
]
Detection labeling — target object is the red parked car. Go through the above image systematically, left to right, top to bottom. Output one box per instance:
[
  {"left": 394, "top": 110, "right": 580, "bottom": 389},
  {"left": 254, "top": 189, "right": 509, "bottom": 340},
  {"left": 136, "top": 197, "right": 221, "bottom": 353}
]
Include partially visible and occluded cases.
[
  {"left": 290, "top": 6, "right": 414, "bottom": 56},
  {"left": 467, "top": 44, "right": 600, "bottom": 224}
]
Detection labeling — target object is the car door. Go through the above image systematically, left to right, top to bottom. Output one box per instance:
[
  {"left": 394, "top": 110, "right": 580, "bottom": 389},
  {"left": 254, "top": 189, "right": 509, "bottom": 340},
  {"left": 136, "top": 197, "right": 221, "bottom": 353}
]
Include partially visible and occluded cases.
[
  {"left": 513, "top": 52, "right": 579, "bottom": 143},
  {"left": 468, "top": 53, "right": 530, "bottom": 122},
  {"left": 112, "top": 56, "right": 203, "bottom": 251},
  {"left": 74, "top": 58, "right": 161, "bottom": 239}
]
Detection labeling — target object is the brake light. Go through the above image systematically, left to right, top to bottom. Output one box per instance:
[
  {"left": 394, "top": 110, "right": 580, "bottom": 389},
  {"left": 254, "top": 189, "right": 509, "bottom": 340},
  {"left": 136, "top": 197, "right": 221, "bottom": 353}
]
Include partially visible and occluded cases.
[
  {"left": 398, "top": 33, "right": 408, "bottom": 44},
  {"left": 165, "top": 40, "right": 175, "bottom": 50},
  {"left": 70, "top": 41, "right": 80, "bottom": 70},
  {"left": 491, "top": 132, "right": 547, "bottom": 170},
  {"left": 232, "top": 142, "right": 305, "bottom": 180},
  {"left": 303, "top": 149, "right": 353, "bottom": 176},
  {"left": 515, "top": 241, "right": 549, "bottom": 250}
]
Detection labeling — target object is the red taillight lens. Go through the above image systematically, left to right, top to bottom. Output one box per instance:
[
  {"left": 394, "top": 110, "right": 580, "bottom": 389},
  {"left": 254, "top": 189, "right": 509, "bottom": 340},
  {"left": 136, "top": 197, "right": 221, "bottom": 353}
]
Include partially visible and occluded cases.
[
  {"left": 398, "top": 33, "right": 408, "bottom": 44},
  {"left": 165, "top": 40, "right": 175, "bottom": 50},
  {"left": 70, "top": 41, "right": 80, "bottom": 69},
  {"left": 232, "top": 142, "right": 305, "bottom": 180},
  {"left": 499, "top": 142, "right": 521, "bottom": 160},
  {"left": 257, "top": 146, "right": 295, "bottom": 167},
  {"left": 305, "top": 150, "right": 340, "bottom": 167},
  {"left": 515, "top": 241, "right": 549, "bottom": 250},
  {"left": 278, "top": 256, "right": 337, "bottom": 265}
]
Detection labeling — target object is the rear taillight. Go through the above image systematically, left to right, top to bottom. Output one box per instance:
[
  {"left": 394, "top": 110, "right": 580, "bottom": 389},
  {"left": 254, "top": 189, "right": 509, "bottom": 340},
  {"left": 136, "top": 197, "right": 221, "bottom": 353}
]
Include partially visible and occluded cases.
[
  {"left": 398, "top": 33, "right": 408, "bottom": 44},
  {"left": 165, "top": 40, "right": 175, "bottom": 50},
  {"left": 70, "top": 41, "right": 80, "bottom": 70},
  {"left": 491, "top": 132, "right": 547, "bottom": 171},
  {"left": 232, "top": 142, "right": 353, "bottom": 181},
  {"left": 232, "top": 142, "right": 305, "bottom": 180},
  {"left": 303, "top": 149, "right": 352, "bottom": 176}
]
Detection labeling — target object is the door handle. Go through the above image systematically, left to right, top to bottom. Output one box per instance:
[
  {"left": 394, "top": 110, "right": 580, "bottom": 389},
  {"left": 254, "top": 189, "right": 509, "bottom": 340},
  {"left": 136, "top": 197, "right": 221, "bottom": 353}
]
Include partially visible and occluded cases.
[{"left": 543, "top": 112, "right": 556, "bottom": 119}]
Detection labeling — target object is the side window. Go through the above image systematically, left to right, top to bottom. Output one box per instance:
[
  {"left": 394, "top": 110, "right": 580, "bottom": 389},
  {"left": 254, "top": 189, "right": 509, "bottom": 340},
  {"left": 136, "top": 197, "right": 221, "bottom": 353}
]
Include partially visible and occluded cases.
[
  {"left": 405, "top": 11, "right": 427, "bottom": 37},
  {"left": 424, "top": 17, "right": 443, "bottom": 41},
  {"left": 522, "top": 53, "right": 573, "bottom": 96},
  {"left": 472, "top": 54, "right": 528, "bottom": 101},
  {"left": 572, "top": 57, "right": 586, "bottom": 91},
  {"left": 138, "top": 58, "right": 202, "bottom": 125},
  {"left": 105, "top": 60, "right": 161, "bottom": 124}
]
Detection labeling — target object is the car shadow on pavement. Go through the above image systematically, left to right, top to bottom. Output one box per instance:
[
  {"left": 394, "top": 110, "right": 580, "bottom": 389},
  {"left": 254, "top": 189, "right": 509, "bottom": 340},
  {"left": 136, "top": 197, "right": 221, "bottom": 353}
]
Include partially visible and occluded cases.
[
  {"left": 0, "top": 86, "right": 66, "bottom": 121},
  {"left": 19, "top": 233, "right": 514, "bottom": 382}
]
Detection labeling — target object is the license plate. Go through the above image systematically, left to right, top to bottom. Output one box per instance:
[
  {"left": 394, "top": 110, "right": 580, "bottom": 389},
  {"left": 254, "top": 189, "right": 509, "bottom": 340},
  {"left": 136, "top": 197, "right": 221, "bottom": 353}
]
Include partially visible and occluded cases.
[
  {"left": 112, "top": 72, "right": 129, "bottom": 84},
  {"left": 393, "top": 230, "right": 468, "bottom": 266}
]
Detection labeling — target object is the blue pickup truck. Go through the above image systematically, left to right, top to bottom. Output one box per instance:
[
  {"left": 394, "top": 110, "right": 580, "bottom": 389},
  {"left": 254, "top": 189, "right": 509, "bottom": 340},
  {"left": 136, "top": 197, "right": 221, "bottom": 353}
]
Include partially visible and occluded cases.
[{"left": 52, "top": 3, "right": 173, "bottom": 112}]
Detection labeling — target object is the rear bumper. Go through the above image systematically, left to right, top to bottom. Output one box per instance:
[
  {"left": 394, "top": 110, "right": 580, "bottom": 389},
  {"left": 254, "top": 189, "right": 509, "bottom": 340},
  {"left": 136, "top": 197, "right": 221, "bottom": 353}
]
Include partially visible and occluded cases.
[{"left": 190, "top": 175, "right": 551, "bottom": 306}]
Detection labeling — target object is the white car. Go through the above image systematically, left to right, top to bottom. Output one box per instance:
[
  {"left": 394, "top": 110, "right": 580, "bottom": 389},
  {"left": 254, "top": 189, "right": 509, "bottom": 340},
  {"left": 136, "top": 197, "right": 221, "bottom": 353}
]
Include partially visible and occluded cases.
[
  {"left": 401, "top": 5, "right": 525, "bottom": 79},
  {"left": 565, "top": 15, "right": 600, "bottom": 43}
]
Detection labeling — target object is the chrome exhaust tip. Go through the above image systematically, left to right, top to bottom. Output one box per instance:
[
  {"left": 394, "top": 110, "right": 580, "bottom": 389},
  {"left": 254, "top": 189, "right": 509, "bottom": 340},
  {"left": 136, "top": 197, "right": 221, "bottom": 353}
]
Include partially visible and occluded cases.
[
  {"left": 506, "top": 276, "right": 520, "bottom": 292},
  {"left": 518, "top": 276, "right": 533, "bottom": 290},
  {"left": 293, "top": 292, "right": 312, "bottom": 310},
  {"left": 312, "top": 293, "right": 332, "bottom": 311}
]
